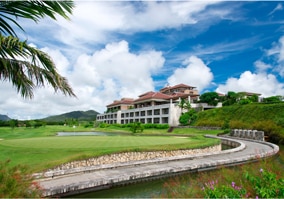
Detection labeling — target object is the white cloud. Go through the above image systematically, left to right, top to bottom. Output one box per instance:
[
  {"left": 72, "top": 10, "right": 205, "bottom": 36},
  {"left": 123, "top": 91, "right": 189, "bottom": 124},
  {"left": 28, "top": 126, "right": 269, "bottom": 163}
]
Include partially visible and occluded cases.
[
  {"left": 46, "top": 1, "right": 224, "bottom": 47},
  {"left": 269, "top": 3, "right": 283, "bottom": 16},
  {"left": 216, "top": 35, "right": 284, "bottom": 98},
  {"left": 264, "top": 36, "right": 284, "bottom": 77},
  {"left": 0, "top": 40, "right": 165, "bottom": 119},
  {"left": 71, "top": 40, "right": 165, "bottom": 98},
  {"left": 41, "top": 47, "right": 71, "bottom": 77},
  {"left": 167, "top": 56, "right": 213, "bottom": 92},
  {"left": 254, "top": 60, "right": 272, "bottom": 73},
  {"left": 216, "top": 71, "right": 284, "bottom": 97}
]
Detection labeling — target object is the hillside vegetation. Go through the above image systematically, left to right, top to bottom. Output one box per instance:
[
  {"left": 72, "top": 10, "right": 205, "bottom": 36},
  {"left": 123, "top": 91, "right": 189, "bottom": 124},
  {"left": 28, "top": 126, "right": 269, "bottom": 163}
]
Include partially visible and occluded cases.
[
  {"left": 193, "top": 103, "right": 284, "bottom": 144},
  {"left": 43, "top": 110, "right": 99, "bottom": 122}
]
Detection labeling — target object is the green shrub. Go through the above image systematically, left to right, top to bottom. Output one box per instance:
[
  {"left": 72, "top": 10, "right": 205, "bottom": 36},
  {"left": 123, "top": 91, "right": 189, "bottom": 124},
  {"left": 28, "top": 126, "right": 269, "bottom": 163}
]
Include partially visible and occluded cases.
[
  {"left": 238, "top": 98, "right": 251, "bottom": 105},
  {"left": 179, "top": 109, "right": 197, "bottom": 125},
  {"left": 99, "top": 122, "right": 109, "bottom": 128},
  {"left": 129, "top": 122, "right": 144, "bottom": 133},
  {"left": 138, "top": 123, "right": 169, "bottom": 129},
  {"left": 143, "top": 123, "right": 156, "bottom": 129},
  {"left": 0, "top": 160, "right": 42, "bottom": 198},
  {"left": 202, "top": 168, "right": 284, "bottom": 198},
  {"left": 244, "top": 168, "right": 284, "bottom": 198},
  {"left": 202, "top": 180, "right": 246, "bottom": 198}
]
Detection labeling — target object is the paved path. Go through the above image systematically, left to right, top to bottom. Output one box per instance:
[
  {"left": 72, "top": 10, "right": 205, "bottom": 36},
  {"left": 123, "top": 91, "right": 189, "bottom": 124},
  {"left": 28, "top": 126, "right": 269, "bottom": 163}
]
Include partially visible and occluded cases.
[{"left": 38, "top": 136, "right": 279, "bottom": 197}]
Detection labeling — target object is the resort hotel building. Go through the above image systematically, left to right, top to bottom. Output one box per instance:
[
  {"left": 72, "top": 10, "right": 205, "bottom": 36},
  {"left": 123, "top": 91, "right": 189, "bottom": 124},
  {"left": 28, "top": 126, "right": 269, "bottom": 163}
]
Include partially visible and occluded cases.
[{"left": 96, "top": 84, "right": 205, "bottom": 126}]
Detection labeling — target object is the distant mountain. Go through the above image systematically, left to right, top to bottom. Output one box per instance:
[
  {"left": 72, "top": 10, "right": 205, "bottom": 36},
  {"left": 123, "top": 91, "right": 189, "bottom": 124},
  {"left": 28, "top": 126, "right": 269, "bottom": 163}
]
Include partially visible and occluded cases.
[
  {"left": 42, "top": 110, "right": 100, "bottom": 122},
  {"left": 0, "top": 114, "right": 11, "bottom": 121}
]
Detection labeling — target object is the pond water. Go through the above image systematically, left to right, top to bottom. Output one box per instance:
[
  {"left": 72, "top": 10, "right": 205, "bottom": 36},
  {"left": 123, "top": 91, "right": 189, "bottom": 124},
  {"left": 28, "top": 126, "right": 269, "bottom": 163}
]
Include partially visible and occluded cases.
[
  {"left": 57, "top": 132, "right": 120, "bottom": 136},
  {"left": 72, "top": 179, "right": 166, "bottom": 198}
]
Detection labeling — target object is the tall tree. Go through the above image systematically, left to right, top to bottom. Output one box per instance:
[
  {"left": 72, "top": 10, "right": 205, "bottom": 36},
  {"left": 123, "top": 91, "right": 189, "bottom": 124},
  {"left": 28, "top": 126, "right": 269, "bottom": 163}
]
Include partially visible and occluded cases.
[{"left": 0, "top": 1, "right": 76, "bottom": 98}]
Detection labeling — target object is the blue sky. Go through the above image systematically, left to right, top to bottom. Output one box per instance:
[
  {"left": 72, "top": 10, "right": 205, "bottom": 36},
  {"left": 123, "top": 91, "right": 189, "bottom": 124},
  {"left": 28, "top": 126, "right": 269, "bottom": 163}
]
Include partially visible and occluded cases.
[{"left": 1, "top": 1, "right": 284, "bottom": 119}]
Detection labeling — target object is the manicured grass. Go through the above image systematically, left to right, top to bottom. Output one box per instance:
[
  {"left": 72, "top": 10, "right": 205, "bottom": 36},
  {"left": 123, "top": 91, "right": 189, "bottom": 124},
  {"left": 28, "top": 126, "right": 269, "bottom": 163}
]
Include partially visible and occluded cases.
[
  {"left": 0, "top": 125, "right": 220, "bottom": 172},
  {"left": 0, "top": 136, "right": 191, "bottom": 149}
]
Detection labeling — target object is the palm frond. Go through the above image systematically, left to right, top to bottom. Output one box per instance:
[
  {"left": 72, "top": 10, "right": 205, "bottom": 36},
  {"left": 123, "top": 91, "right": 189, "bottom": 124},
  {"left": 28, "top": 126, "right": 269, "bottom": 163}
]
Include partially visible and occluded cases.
[
  {"left": 0, "top": 0, "right": 74, "bottom": 36},
  {"left": 0, "top": 34, "right": 76, "bottom": 98}
]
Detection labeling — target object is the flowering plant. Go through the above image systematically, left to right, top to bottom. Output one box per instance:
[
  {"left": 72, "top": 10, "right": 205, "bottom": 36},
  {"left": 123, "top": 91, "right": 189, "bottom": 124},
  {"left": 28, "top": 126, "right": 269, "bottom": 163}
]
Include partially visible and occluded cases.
[
  {"left": 202, "top": 168, "right": 284, "bottom": 198},
  {"left": 244, "top": 168, "right": 284, "bottom": 198},
  {"left": 202, "top": 180, "right": 246, "bottom": 198}
]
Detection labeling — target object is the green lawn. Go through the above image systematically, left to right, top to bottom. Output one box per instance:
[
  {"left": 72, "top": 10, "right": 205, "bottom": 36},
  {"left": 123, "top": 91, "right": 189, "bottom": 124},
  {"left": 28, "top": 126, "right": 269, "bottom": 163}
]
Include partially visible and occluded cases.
[{"left": 0, "top": 125, "right": 220, "bottom": 172}]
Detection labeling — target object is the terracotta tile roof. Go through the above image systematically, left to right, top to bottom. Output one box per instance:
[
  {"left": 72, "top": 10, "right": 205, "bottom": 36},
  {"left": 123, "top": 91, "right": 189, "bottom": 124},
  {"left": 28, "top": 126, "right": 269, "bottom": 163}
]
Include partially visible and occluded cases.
[
  {"left": 160, "top": 83, "right": 196, "bottom": 92},
  {"left": 134, "top": 91, "right": 170, "bottom": 102},
  {"left": 138, "top": 91, "right": 155, "bottom": 98},
  {"left": 167, "top": 92, "right": 199, "bottom": 100},
  {"left": 168, "top": 92, "right": 190, "bottom": 99},
  {"left": 216, "top": 92, "right": 225, "bottom": 96},
  {"left": 107, "top": 98, "right": 134, "bottom": 107}
]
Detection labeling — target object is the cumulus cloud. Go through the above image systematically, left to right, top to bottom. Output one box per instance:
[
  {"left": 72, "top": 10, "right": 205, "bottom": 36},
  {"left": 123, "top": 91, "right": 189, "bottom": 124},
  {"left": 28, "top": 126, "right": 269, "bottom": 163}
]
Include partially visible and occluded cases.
[
  {"left": 49, "top": 1, "right": 223, "bottom": 46},
  {"left": 216, "top": 35, "right": 284, "bottom": 97},
  {"left": 0, "top": 40, "right": 165, "bottom": 119},
  {"left": 71, "top": 40, "right": 165, "bottom": 98},
  {"left": 167, "top": 56, "right": 213, "bottom": 92},
  {"left": 254, "top": 60, "right": 272, "bottom": 73},
  {"left": 216, "top": 71, "right": 284, "bottom": 97}
]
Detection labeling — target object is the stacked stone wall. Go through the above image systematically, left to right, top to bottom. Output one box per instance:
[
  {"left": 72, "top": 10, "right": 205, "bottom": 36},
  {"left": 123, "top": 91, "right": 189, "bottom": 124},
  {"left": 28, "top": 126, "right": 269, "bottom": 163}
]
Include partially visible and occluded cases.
[
  {"left": 230, "top": 129, "right": 264, "bottom": 141},
  {"left": 47, "top": 145, "right": 221, "bottom": 172}
]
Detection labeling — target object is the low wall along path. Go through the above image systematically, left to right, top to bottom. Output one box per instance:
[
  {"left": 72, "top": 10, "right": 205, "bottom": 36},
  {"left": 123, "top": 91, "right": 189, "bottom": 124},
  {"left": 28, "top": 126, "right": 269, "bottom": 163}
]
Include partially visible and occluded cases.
[
  {"left": 230, "top": 129, "right": 265, "bottom": 141},
  {"left": 37, "top": 133, "right": 279, "bottom": 197},
  {"left": 35, "top": 145, "right": 221, "bottom": 179}
]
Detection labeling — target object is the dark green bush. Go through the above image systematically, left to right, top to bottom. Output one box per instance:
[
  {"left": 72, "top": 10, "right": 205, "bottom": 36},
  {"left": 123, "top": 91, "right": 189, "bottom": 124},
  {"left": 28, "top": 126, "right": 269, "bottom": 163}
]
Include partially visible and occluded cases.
[{"left": 179, "top": 109, "right": 197, "bottom": 125}]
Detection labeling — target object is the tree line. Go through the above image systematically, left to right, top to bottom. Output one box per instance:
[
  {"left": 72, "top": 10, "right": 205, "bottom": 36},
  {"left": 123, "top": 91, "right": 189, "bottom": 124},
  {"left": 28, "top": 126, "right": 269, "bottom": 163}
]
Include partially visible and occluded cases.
[{"left": 198, "top": 91, "right": 283, "bottom": 106}]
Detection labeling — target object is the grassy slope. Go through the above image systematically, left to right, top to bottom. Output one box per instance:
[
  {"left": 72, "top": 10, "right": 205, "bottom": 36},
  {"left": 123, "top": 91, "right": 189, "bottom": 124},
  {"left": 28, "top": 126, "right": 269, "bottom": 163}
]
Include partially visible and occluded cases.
[
  {"left": 193, "top": 103, "right": 284, "bottom": 143},
  {"left": 195, "top": 103, "right": 284, "bottom": 125}
]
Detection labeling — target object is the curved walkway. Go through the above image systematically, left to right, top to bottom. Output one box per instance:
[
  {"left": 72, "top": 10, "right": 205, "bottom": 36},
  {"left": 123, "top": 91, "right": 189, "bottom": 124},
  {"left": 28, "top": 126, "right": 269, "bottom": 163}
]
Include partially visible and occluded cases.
[{"left": 38, "top": 136, "right": 279, "bottom": 197}]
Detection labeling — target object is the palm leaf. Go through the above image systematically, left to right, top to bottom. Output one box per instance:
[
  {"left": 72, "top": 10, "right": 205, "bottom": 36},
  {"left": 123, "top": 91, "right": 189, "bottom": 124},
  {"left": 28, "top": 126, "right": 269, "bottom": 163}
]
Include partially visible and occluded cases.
[
  {"left": 0, "top": 0, "right": 74, "bottom": 36},
  {"left": 0, "top": 34, "right": 76, "bottom": 98}
]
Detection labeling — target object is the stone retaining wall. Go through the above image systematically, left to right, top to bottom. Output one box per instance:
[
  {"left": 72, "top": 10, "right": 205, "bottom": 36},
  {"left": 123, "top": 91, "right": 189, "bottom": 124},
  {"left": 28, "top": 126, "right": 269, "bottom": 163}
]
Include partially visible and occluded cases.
[
  {"left": 230, "top": 129, "right": 264, "bottom": 141},
  {"left": 38, "top": 144, "right": 221, "bottom": 178}
]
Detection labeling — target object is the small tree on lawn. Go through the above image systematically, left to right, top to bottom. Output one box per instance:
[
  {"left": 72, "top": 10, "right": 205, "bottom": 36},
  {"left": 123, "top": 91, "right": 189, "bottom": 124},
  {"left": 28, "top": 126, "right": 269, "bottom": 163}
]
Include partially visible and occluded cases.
[{"left": 130, "top": 122, "right": 144, "bottom": 133}]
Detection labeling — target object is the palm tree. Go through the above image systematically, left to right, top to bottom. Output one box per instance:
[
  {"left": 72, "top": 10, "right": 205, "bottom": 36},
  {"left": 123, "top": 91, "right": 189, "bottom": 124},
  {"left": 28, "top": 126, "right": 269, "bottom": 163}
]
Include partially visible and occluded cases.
[{"left": 0, "top": 1, "right": 76, "bottom": 98}]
